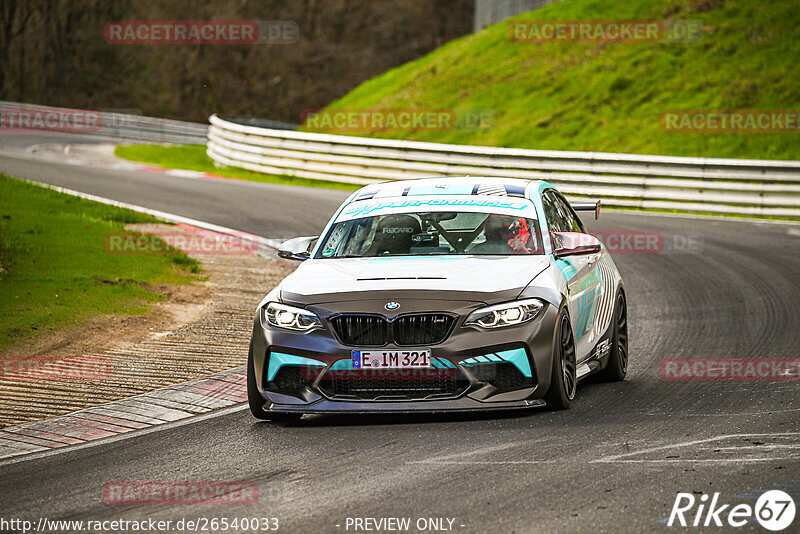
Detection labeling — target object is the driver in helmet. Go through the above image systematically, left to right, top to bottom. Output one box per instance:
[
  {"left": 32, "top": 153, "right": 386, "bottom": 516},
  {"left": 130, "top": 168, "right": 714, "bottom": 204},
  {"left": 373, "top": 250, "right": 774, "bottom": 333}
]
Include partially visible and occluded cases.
[{"left": 470, "top": 214, "right": 532, "bottom": 254}]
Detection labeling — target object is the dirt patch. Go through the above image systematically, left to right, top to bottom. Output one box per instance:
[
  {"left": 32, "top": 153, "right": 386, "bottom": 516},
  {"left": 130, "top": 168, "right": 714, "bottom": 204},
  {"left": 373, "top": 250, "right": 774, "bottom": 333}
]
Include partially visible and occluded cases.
[
  {"left": 0, "top": 223, "right": 294, "bottom": 428},
  {"left": 1, "top": 278, "right": 211, "bottom": 364}
]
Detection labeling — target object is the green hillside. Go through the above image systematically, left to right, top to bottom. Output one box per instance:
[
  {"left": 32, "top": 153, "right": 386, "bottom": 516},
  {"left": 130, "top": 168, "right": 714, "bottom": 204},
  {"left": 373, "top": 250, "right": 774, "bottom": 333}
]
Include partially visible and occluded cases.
[{"left": 305, "top": 0, "right": 800, "bottom": 160}]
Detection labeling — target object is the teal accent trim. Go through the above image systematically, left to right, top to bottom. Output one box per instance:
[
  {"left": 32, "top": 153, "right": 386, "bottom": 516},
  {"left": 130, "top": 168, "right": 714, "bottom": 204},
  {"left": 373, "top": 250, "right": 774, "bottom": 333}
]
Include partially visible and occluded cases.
[
  {"left": 535, "top": 181, "right": 555, "bottom": 253},
  {"left": 537, "top": 181, "right": 557, "bottom": 194},
  {"left": 341, "top": 198, "right": 531, "bottom": 219},
  {"left": 555, "top": 257, "right": 577, "bottom": 280},
  {"left": 571, "top": 269, "right": 602, "bottom": 343},
  {"left": 496, "top": 348, "right": 533, "bottom": 378},
  {"left": 457, "top": 349, "right": 533, "bottom": 378},
  {"left": 267, "top": 352, "right": 326, "bottom": 381},
  {"left": 432, "top": 358, "right": 446, "bottom": 369},
  {"left": 439, "top": 358, "right": 456, "bottom": 368},
  {"left": 330, "top": 359, "right": 352, "bottom": 371}
]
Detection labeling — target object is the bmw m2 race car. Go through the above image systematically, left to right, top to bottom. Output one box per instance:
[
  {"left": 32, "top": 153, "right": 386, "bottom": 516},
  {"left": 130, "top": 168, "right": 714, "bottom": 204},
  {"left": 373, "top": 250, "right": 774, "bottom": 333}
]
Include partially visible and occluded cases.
[{"left": 248, "top": 177, "right": 628, "bottom": 420}]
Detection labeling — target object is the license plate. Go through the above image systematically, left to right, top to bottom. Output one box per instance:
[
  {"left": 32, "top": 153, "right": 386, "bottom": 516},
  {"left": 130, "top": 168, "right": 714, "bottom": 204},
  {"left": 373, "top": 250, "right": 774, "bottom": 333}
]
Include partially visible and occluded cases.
[{"left": 352, "top": 350, "right": 432, "bottom": 369}]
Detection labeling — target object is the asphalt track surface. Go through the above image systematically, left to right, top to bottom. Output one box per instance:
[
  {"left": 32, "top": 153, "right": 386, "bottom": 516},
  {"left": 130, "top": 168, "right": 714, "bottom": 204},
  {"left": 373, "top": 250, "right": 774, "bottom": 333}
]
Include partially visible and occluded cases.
[{"left": 0, "top": 131, "right": 799, "bottom": 533}]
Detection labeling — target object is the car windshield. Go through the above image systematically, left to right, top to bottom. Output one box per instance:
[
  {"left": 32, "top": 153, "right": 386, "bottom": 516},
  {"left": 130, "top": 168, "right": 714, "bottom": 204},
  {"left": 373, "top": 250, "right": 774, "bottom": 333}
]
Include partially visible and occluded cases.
[{"left": 315, "top": 211, "right": 543, "bottom": 258}]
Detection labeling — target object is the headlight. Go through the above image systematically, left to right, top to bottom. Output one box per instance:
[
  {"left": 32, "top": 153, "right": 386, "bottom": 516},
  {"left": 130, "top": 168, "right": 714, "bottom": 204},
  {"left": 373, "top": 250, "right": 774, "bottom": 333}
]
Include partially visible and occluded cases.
[
  {"left": 464, "top": 299, "right": 545, "bottom": 329},
  {"left": 262, "top": 302, "right": 322, "bottom": 332}
]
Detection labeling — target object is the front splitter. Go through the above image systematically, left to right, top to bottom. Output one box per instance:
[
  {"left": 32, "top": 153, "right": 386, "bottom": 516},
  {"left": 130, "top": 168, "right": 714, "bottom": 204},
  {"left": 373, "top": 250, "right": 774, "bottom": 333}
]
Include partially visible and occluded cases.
[{"left": 268, "top": 397, "right": 546, "bottom": 415}]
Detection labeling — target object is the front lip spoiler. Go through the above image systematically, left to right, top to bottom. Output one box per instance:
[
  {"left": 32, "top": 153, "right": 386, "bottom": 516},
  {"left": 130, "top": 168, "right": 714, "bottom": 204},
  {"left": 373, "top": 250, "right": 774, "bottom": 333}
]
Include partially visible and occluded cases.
[{"left": 266, "top": 397, "right": 546, "bottom": 414}]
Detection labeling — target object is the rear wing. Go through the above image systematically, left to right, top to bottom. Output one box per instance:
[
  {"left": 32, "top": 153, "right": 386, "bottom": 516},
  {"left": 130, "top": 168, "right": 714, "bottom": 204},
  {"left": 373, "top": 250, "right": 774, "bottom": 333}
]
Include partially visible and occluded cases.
[{"left": 571, "top": 200, "right": 601, "bottom": 220}]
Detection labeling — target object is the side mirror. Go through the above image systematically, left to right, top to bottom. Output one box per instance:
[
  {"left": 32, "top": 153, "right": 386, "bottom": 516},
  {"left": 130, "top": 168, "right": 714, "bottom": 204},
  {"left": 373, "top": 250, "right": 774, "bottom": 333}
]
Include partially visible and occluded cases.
[
  {"left": 552, "top": 232, "right": 602, "bottom": 258},
  {"left": 277, "top": 236, "right": 318, "bottom": 261}
]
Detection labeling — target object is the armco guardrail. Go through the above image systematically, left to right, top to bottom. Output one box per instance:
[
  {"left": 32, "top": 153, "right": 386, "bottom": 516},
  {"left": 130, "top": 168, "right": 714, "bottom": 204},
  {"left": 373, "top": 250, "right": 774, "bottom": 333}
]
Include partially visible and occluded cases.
[
  {"left": 1, "top": 101, "right": 207, "bottom": 145},
  {"left": 207, "top": 115, "right": 800, "bottom": 218}
]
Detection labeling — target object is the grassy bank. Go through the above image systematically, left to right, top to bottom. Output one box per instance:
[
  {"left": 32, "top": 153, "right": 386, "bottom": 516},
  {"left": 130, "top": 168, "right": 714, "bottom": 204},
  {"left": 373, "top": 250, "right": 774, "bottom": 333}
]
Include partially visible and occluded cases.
[
  {"left": 305, "top": 0, "right": 800, "bottom": 161},
  {"left": 115, "top": 144, "right": 360, "bottom": 191},
  {"left": 0, "top": 175, "right": 200, "bottom": 353}
]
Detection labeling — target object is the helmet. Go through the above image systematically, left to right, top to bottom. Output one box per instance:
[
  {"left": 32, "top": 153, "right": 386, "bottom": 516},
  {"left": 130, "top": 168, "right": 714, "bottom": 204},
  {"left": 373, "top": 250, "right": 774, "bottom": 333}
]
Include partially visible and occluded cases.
[
  {"left": 484, "top": 214, "right": 531, "bottom": 252},
  {"left": 485, "top": 214, "right": 529, "bottom": 240}
]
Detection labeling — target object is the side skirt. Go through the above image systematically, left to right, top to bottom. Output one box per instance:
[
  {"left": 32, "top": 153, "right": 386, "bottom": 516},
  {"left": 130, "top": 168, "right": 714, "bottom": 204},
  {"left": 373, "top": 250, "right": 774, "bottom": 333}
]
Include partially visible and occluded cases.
[{"left": 576, "top": 320, "right": 616, "bottom": 380}]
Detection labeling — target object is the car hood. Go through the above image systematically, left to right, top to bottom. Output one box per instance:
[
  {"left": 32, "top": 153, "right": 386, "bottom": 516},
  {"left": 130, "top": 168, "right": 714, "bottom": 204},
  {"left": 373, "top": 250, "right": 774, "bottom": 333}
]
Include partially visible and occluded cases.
[{"left": 279, "top": 256, "right": 550, "bottom": 305}]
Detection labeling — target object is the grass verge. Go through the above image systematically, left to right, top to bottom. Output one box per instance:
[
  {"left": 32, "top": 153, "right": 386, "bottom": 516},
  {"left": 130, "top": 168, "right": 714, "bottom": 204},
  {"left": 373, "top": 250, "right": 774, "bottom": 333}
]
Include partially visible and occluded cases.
[
  {"left": 306, "top": 0, "right": 800, "bottom": 161},
  {"left": 115, "top": 144, "right": 360, "bottom": 191},
  {"left": 0, "top": 174, "right": 201, "bottom": 353}
]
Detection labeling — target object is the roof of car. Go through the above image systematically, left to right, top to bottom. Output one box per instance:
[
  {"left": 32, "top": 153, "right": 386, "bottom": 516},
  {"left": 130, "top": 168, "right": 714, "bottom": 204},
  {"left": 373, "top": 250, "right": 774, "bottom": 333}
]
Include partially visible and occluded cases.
[{"left": 351, "top": 177, "right": 548, "bottom": 202}]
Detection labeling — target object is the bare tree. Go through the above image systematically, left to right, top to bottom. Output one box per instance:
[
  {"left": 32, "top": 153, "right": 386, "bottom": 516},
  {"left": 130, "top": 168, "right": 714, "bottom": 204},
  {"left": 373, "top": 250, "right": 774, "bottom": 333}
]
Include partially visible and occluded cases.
[
  {"left": 0, "top": 0, "right": 35, "bottom": 94},
  {"left": 0, "top": 0, "right": 473, "bottom": 120}
]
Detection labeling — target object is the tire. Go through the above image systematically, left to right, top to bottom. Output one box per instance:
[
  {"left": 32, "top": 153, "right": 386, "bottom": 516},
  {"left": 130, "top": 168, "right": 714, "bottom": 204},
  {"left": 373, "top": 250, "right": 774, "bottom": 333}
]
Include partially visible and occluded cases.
[
  {"left": 596, "top": 291, "right": 628, "bottom": 382},
  {"left": 544, "top": 313, "right": 577, "bottom": 410},
  {"left": 247, "top": 342, "right": 303, "bottom": 422}
]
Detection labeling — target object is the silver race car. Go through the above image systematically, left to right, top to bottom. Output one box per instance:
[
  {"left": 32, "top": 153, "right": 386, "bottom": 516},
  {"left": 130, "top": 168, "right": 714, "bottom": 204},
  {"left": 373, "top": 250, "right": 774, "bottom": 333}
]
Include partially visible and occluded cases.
[{"left": 248, "top": 177, "right": 628, "bottom": 420}]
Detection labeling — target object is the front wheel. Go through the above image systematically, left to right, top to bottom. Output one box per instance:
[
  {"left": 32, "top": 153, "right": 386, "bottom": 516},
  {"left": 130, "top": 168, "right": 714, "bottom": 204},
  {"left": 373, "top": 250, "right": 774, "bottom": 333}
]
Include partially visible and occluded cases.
[
  {"left": 544, "top": 313, "right": 577, "bottom": 410},
  {"left": 247, "top": 343, "right": 302, "bottom": 422}
]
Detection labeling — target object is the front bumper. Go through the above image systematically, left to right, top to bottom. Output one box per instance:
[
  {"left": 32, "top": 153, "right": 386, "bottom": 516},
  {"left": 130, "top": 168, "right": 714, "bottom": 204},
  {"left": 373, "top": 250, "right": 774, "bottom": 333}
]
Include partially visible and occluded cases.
[{"left": 249, "top": 301, "right": 559, "bottom": 414}]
